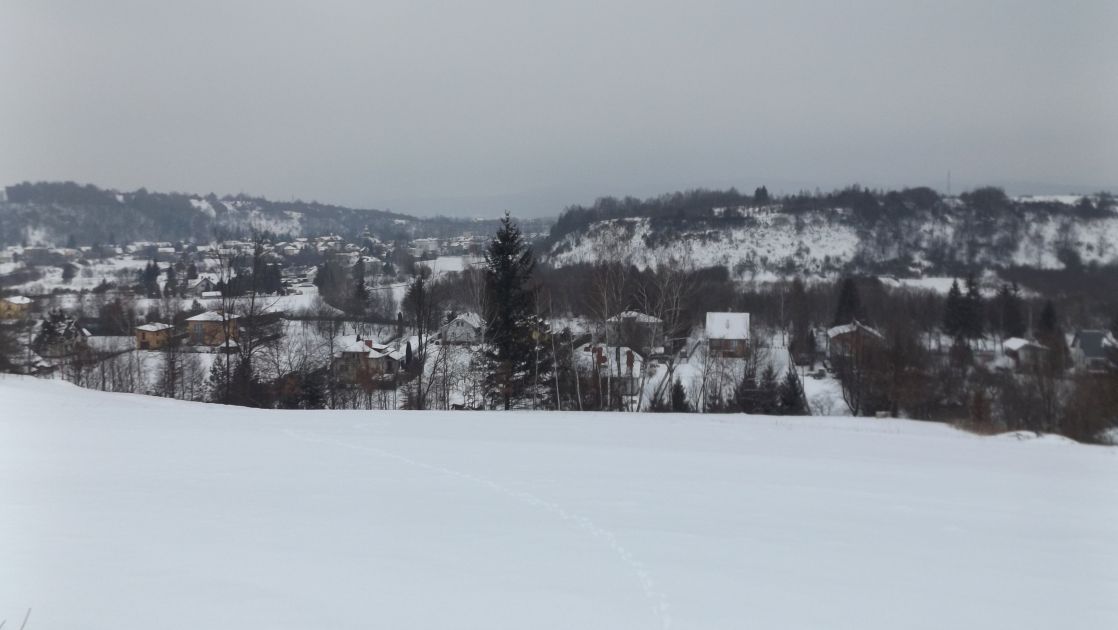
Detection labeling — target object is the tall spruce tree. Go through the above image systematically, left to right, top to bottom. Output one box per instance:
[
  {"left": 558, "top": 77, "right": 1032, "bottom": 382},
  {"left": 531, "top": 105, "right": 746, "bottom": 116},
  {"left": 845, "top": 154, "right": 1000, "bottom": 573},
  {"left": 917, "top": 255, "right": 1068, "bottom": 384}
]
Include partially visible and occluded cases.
[
  {"left": 483, "top": 213, "right": 545, "bottom": 410},
  {"left": 350, "top": 258, "right": 369, "bottom": 315},
  {"left": 962, "top": 273, "right": 984, "bottom": 340},
  {"left": 789, "top": 277, "right": 811, "bottom": 362},
  {"left": 832, "top": 277, "right": 863, "bottom": 327},
  {"left": 943, "top": 279, "right": 965, "bottom": 338},
  {"left": 995, "top": 283, "right": 1025, "bottom": 339},
  {"left": 758, "top": 365, "right": 780, "bottom": 414},
  {"left": 778, "top": 368, "right": 808, "bottom": 415},
  {"left": 670, "top": 378, "right": 690, "bottom": 412}
]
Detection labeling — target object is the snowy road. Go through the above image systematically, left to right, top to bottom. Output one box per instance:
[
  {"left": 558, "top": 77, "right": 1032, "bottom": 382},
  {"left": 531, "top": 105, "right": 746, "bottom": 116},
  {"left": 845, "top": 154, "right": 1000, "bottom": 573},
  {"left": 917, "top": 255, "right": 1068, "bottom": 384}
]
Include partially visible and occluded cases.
[{"left": 2, "top": 377, "right": 1116, "bottom": 629}]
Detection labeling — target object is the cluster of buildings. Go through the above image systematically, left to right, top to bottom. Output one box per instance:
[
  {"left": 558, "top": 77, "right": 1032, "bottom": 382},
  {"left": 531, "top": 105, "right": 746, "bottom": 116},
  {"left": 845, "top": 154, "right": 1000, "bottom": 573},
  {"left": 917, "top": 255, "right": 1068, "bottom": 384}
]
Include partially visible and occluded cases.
[{"left": 822, "top": 318, "right": 1118, "bottom": 375}]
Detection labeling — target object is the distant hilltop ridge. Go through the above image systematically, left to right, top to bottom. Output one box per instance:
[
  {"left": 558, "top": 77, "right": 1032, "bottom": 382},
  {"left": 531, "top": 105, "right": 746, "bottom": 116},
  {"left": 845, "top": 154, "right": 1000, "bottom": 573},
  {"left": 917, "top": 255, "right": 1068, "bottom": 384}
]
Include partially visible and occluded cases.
[
  {"left": 0, "top": 181, "right": 550, "bottom": 247},
  {"left": 543, "top": 186, "right": 1118, "bottom": 277}
]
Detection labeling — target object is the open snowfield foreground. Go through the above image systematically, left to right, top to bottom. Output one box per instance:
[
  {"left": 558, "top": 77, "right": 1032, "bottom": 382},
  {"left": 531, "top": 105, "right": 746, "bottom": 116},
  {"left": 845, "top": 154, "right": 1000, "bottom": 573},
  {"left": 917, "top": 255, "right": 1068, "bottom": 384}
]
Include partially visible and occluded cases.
[{"left": 2, "top": 378, "right": 1116, "bottom": 629}]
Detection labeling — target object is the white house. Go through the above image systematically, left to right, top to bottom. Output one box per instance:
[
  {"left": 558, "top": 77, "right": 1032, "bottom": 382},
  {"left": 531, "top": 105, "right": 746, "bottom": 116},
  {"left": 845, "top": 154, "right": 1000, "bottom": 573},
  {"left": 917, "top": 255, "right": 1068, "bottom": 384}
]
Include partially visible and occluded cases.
[
  {"left": 705, "top": 312, "right": 751, "bottom": 358},
  {"left": 439, "top": 313, "right": 484, "bottom": 344}
]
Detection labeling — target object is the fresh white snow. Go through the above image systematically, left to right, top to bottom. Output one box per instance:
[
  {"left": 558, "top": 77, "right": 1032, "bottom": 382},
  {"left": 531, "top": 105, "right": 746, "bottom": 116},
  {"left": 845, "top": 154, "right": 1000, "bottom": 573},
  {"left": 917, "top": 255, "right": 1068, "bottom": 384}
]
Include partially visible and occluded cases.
[{"left": 1, "top": 377, "right": 1116, "bottom": 630}]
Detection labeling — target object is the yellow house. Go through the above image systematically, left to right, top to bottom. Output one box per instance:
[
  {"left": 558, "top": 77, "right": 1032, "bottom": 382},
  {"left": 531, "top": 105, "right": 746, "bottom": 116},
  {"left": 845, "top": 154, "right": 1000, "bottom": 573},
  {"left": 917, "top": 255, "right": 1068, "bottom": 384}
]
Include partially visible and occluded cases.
[
  {"left": 0, "top": 295, "right": 32, "bottom": 319},
  {"left": 185, "top": 310, "right": 239, "bottom": 346},
  {"left": 135, "top": 322, "right": 174, "bottom": 350}
]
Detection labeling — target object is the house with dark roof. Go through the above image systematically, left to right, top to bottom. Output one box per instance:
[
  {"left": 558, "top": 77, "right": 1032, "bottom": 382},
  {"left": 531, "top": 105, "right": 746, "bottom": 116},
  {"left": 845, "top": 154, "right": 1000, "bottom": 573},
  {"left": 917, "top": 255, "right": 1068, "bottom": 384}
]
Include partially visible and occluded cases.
[
  {"left": 606, "top": 311, "right": 664, "bottom": 354},
  {"left": 826, "top": 320, "right": 884, "bottom": 361},
  {"left": 1070, "top": 330, "right": 1118, "bottom": 373}
]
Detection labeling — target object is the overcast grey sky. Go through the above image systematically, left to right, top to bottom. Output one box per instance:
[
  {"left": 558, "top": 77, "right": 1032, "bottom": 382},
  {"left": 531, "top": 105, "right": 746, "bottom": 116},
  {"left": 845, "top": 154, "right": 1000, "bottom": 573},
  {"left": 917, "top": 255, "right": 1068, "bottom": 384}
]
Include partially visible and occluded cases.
[{"left": 2, "top": 1, "right": 1115, "bottom": 216}]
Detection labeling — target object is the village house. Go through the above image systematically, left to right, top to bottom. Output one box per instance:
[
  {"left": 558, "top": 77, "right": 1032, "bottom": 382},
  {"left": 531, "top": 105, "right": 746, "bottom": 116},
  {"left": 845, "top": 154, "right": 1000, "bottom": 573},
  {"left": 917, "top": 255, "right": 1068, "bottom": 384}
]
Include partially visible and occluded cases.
[
  {"left": 409, "top": 238, "right": 441, "bottom": 258},
  {"left": 186, "top": 277, "right": 218, "bottom": 298},
  {"left": 0, "top": 295, "right": 32, "bottom": 319},
  {"left": 185, "top": 310, "right": 239, "bottom": 346},
  {"left": 606, "top": 311, "right": 664, "bottom": 353},
  {"left": 32, "top": 312, "right": 92, "bottom": 360},
  {"left": 705, "top": 312, "right": 751, "bottom": 358},
  {"left": 439, "top": 313, "right": 484, "bottom": 344},
  {"left": 826, "top": 320, "right": 884, "bottom": 361},
  {"left": 135, "top": 322, "right": 175, "bottom": 350},
  {"left": 1069, "top": 329, "right": 1118, "bottom": 373},
  {"left": 333, "top": 337, "right": 404, "bottom": 386},
  {"left": 1001, "top": 337, "right": 1048, "bottom": 372}
]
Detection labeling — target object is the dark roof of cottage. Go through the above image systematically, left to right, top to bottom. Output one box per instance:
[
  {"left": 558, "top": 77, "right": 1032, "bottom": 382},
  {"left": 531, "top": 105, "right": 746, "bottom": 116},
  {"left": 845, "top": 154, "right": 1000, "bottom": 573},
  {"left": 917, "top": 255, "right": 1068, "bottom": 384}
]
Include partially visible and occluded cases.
[{"left": 1072, "top": 330, "right": 1113, "bottom": 358}]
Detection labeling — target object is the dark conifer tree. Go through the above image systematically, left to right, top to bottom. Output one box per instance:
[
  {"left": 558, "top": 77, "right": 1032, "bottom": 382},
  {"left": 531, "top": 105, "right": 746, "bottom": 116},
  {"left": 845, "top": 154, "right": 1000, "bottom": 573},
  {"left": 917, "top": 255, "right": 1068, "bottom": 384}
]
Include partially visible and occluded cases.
[
  {"left": 483, "top": 212, "right": 547, "bottom": 409},
  {"left": 351, "top": 258, "right": 369, "bottom": 313},
  {"left": 163, "top": 265, "right": 178, "bottom": 297},
  {"left": 962, "top": 273, "right": 984, "bottom": 340},
  {"left": 789, "top": 277, "right": 811, "bottom": 362},
  {"left": 832, "top": 277, "right": 863, "bottom": 327},
  {"left": 943, "top": 279, "right": 965, "bottom": 339},
  {"left": 995, "top": 283, "right": 1025, "bottom": 339},
  {"left": 1035, "top": 300, "right": 1068, "bottom": 372},
  {"left": 733, "top": 360, "right": 759, "bottom": 413},
  {"left": 758, "top": 365, "right": 780, "bottom": 414},
  {"left": 778, "top": 368, "right": 808, "bottom": 415},
  {"left": 670, "top": 378, "right": 690, "bottom": 412}
]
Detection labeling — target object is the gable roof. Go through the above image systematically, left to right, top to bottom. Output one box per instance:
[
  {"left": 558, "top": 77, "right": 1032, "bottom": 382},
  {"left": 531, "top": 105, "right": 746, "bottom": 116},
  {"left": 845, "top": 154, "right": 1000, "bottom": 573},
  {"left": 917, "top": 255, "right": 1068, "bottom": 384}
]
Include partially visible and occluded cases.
[
  {"left": 185, "top": 310, "right": 239, "bottom": 322},
  {"left": 607, "top": 310, "right": 663, "bottom": 324},
  {"left": 446, "top": 312, "right": 484, "bottom": 329},
  {"left": 706, "top": 312, "right": 751, "bottom": 340},
  {"left": 827, "top": 320, "right": 884, "bottom": 340},
  {"left": 136, "top": 323, "right": 174, "bottom": 333},
  {"left": 1072, "top": 330, "right": 1117, "bottom": 359},
  {"left": 1003, "top": 337, "right": 1046, "bottom": 352}
]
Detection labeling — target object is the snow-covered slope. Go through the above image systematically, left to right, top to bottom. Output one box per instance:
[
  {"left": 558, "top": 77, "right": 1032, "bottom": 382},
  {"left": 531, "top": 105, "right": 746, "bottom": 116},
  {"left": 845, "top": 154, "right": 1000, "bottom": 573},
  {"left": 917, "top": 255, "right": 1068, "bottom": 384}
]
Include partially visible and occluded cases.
[
  {"left": 547, "top": 211, "right": 1118, "bottom": 276},
  {"left": 549, "top": 215, "right": 861, "bottom": 275},
  {"left": 2, "top": 377, "right": 1116, "bottom": 629}
]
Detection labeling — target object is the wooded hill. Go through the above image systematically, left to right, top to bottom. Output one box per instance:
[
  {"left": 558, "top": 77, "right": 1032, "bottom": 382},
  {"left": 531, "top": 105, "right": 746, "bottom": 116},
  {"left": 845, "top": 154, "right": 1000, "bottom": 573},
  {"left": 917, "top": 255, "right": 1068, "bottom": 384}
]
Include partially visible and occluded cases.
[{"left": 544, "top": 186, "right": 1118, "bottom": 277}]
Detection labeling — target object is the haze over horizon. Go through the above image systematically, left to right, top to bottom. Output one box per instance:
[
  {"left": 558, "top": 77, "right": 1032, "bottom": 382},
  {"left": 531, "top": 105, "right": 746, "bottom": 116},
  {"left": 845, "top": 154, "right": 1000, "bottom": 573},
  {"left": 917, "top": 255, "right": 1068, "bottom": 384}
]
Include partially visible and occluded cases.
[{"left": 3, "top": 1, "right": 1115, "bottom": 217}]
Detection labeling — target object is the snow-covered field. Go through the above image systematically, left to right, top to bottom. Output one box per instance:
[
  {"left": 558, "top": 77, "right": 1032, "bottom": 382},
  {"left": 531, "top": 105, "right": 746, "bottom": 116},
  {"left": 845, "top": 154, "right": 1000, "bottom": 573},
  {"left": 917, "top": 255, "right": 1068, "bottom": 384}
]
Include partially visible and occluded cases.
[{"left": 2, "top": 377, "right": 1116, "bottom": 630}]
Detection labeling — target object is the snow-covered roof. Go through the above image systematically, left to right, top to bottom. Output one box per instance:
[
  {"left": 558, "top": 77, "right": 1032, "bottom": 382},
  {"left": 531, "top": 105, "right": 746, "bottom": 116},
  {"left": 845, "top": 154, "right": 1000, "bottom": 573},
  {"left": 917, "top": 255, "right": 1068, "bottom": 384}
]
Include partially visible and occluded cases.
[
  {"left": 201, "top": 291, "right": 223, "bottom": 298},
  {"left": 3, "top": 296, "right": 32, "bottom": 305},
  {"left": 185, "top": 310, "right": 238, "bottom": 322},
  {"left": 607, "top": 310, "right": 662, "bottom": 324},
  {"left": 447, "top": 312, "right": 484, "bottom": 329},
  {"left": 705, "top": 312, "right": 750, "bottom": 340},
  {"left": 827, "top": 320, "right": 883, "bottom": 340},
  {"left": 136, "top": 323, "right": 174, "bottom": 332},
  {"left": 1003, "top": 337, "right": 1045, "bottom": 352},
  {"left": 337, "top": 338, "right": 397, "bottom": 358},
  {"left": 338, "top": 339, "right": 372, "bottom": 354}
]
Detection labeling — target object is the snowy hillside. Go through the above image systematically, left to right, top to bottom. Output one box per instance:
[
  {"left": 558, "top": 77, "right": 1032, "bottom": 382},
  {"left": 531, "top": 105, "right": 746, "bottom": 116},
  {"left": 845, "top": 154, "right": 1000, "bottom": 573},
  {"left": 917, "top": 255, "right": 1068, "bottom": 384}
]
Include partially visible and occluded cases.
[
  {"left": 0, "top": 181, "right": 541, "bottom": 246},
  {"left": 546, "top": 201, "right": 1118, "bottom": 277},
  {"left": 549, "top": 214, "right": 861, "bottom": 275},
  {"left": 3, "top": 377, "right": 1115, "bottom": 630}
]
